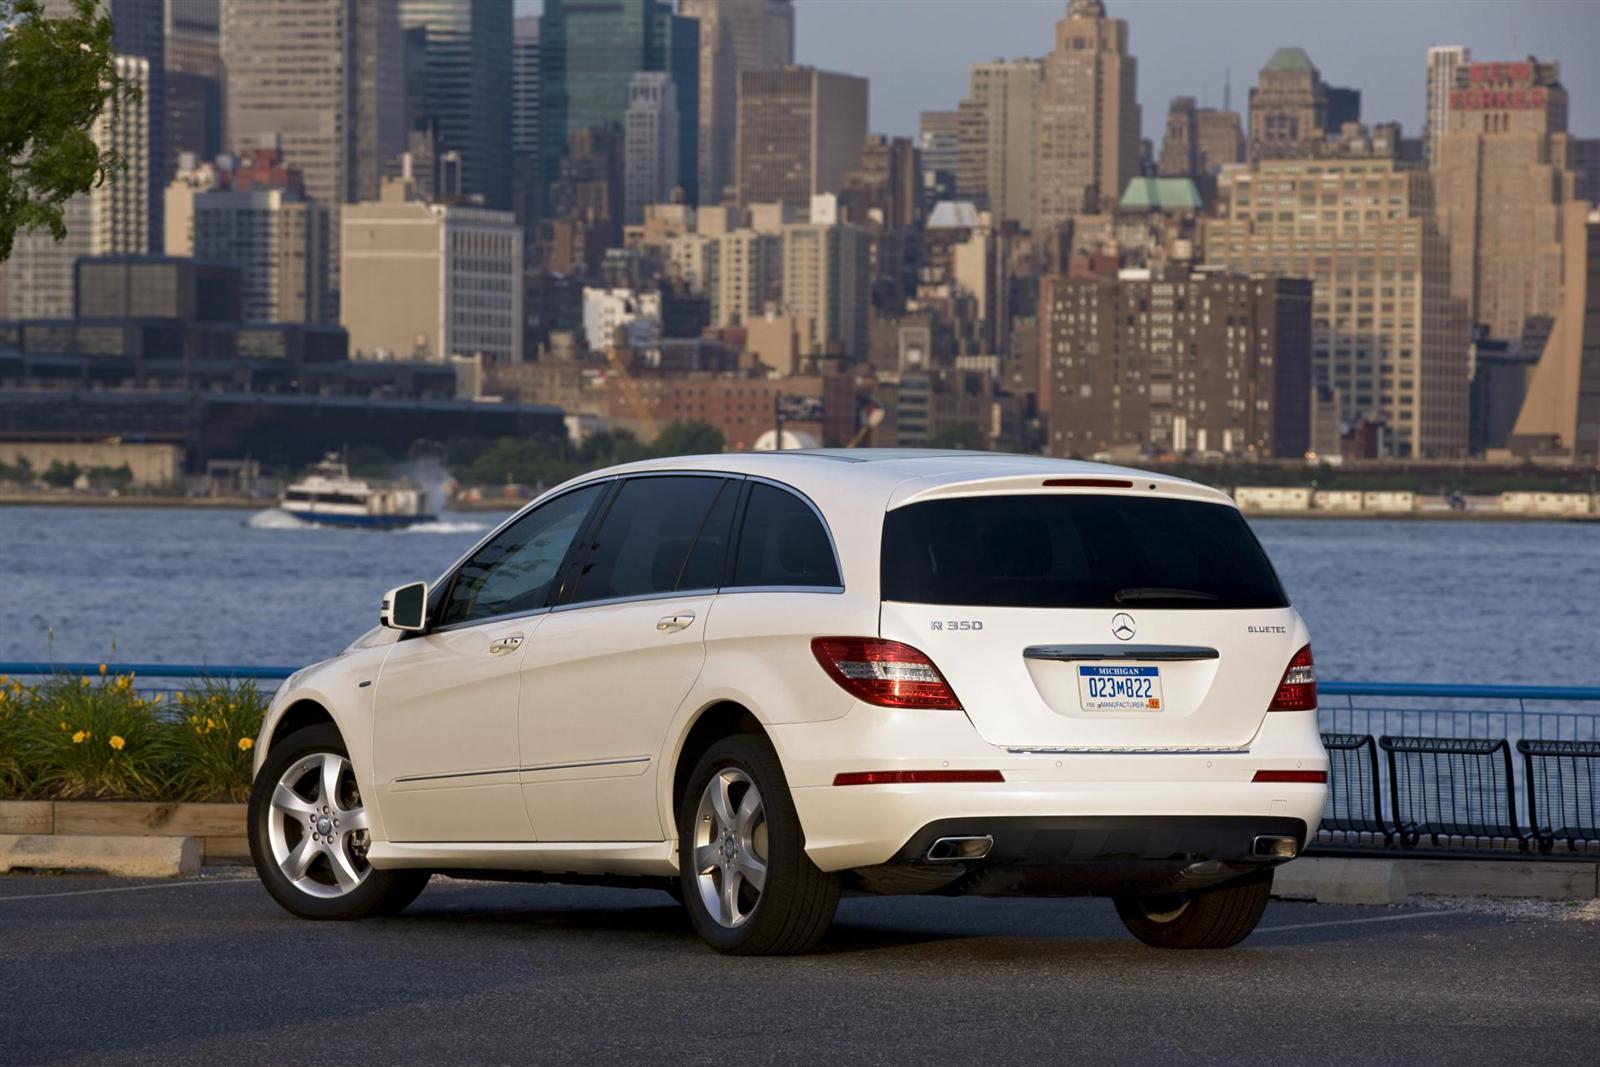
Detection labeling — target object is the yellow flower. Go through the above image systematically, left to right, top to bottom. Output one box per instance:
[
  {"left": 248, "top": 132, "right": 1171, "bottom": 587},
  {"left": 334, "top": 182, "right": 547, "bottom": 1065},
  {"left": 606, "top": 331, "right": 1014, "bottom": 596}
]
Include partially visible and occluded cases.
[
  {"left": 98, "top": 663, "right": 107, "bottom": 676},
  {"left": 80, "top": 677, "right": 91, "bottom": 688},
  {"left": 149, "top": 693, "right": 163, "bottom": 704},
  {"left": 205, "top": 718, "right": 216, "bottom": 732},
  {"left": 60, "top": 721, "right": 68, "bottom": 731},
  {"left": 72, "top": 730, "right": 88, "bottom": 744},
  {"left": 109, "top": 735, "right": 126, "bottom": 751},
  {"left": 238, "top": 737, "right": 254, "bottom": 752}
]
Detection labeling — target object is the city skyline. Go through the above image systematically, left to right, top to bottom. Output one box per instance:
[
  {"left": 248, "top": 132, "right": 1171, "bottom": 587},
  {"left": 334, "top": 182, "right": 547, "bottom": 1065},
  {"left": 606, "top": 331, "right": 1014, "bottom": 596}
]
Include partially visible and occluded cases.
[{"left": 518, "top": 0, "right": 1600, "bottom": 141}]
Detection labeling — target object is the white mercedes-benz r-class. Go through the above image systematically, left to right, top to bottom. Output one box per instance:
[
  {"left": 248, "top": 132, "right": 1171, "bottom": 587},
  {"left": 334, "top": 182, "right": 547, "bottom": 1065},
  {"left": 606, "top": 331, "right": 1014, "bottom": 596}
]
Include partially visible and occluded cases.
[{"left": 249, "top": 450, "right": 1327, "bottom": 954}]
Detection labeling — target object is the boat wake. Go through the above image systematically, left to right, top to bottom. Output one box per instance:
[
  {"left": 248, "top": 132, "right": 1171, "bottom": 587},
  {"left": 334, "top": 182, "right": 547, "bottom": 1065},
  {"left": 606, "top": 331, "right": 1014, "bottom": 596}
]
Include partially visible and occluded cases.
[{"left": 244, "top": 508, "right": 486, "bottom": 534}]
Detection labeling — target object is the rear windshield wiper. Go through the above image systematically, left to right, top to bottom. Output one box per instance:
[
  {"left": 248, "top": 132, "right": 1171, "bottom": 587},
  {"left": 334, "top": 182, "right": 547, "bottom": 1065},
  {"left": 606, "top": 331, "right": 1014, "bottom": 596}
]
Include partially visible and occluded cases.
[{"left": 1113, "top": 587, "right": 1221, "bottom": 603}]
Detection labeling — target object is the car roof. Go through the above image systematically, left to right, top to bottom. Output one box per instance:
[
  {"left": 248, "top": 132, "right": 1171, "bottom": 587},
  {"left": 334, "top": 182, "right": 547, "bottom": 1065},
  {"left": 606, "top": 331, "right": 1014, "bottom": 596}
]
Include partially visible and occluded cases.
[{"left": 577, "top": 449, "right": 1233, "bottom": 508}]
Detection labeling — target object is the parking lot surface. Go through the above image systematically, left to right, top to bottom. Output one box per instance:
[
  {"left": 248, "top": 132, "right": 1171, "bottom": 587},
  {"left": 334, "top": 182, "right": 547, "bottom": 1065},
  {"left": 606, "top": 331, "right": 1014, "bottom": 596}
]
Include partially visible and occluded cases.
[{"left": 3, "top": 871, "right": 1598, "bottom": 1065}]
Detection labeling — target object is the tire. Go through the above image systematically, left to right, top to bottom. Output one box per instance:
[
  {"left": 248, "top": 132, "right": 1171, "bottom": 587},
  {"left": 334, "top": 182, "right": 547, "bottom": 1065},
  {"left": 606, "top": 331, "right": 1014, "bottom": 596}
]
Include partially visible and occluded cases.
[
  {"left": 249, "top": 723, "right": 428, "bottom": 921},
  {"left": 677, "top": 734, "right": 840, "bottom": 955},
  {"left": 1113, "top": 869, "right": 1274, "bottom": 949}
]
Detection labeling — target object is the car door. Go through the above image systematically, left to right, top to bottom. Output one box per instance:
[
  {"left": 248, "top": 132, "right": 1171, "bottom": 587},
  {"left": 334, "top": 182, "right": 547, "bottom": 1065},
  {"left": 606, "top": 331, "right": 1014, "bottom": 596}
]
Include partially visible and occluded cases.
[
  {"left": 518, "top": 473, "right": 740, "bottom": 842},
  {"left": 371, "top": 481, "right": 608, "bottom": 843}
]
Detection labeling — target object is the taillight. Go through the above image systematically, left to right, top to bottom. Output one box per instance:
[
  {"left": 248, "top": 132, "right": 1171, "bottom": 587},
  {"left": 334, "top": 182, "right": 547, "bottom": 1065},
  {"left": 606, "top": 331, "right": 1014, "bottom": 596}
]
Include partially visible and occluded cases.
[
  {"left": 810, "top": 637, "right": 962, "bottom": 710},
  {"left": 1268, "top": 644, "right": 1317, "bottom": 711}
]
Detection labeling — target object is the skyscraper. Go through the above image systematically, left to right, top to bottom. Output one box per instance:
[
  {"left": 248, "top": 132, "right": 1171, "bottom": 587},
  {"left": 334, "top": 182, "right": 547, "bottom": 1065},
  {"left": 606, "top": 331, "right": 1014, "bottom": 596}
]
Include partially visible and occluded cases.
[
  {"left": 165, "top": 0, "right": 222, "bottom": 176},
  {"left": 221, "top": 0, "right": 402, "bottom": 208},
  {"left": 221, "top": 0, "right": 403, "bottom": 307},
  {"left": 538, "top": 0, "right": 699, "bottom": 204},
  {"left": 679, "top": 0, "right": 795, "bottom": 205},
  {"left": 1034, "top": 0, "right": 1140, "bottom": 232},
  {"left": 399, "top": 1, "right": 513, "bottom": 209},
  {"left": 512, "top": 17, "right": 541, "bottom": 161},
  {"left": 1247, "top": 47, "right": 1361, "bottom": 161},
  {"left": 1, "top": 56, "right": 150, "bottom": 319},
  {"left": 1434, "top": 58, "right": 1583, "bottom": 340},
  {"left": 955, "top": 59, "right": 1042, "bottom": 230},
  {"left": 736, "top": 67, "right": 868, "bottom": 211},
  {"left": 624, "top": 73, "right": 680, "bottom": 223},
  {"left": 1205, "top": 148, "right": 1472, "bottom": 458},
  {"left": 1510, "top": 204, "right": 1600, "bottom": 462}
]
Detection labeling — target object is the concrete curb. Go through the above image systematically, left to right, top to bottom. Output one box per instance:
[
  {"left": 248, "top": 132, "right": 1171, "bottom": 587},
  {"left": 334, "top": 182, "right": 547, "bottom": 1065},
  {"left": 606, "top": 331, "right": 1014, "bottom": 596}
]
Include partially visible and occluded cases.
[
  {"left": 0, "top": 834, "right": 201, "bottom": 878},
  {"left": 1273, "top": 856, "right": 1600, "bottom": 906}
]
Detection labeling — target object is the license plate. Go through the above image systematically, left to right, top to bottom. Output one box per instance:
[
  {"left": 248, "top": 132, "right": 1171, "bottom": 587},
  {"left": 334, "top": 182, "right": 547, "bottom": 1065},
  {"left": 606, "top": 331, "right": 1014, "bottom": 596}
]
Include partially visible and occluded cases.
[{"left": 1077, "top": 665, "right": 1164, "bottom": 711}]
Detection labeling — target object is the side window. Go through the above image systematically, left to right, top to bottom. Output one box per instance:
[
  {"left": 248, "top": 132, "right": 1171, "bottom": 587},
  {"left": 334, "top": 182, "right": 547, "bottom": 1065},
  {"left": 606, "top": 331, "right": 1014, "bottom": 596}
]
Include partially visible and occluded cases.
[
  {"left": 569, "top": 476, "right": 728, "bottom": 604},
  {"left": 438, "top": 482, "right": 605, "bottom": 626},
  {"left": 730, "top": 483, "right": 841, "bottom": 589}
]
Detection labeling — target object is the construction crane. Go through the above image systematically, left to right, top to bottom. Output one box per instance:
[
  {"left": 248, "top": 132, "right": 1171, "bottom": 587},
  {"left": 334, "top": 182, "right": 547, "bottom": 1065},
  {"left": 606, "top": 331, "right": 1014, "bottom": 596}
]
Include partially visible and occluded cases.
[
  {"left": 602, "top": 345, "right": 658, "bottom": 440},
  {"left": 847, "top": 401, "right": 885, "bottom": 447}
]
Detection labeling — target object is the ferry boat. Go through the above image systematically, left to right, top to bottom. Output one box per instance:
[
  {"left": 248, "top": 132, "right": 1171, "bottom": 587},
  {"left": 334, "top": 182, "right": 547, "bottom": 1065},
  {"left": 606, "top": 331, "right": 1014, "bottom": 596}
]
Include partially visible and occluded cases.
[{"left": 279, "top": 455, "right": 436, "bottom": 530}]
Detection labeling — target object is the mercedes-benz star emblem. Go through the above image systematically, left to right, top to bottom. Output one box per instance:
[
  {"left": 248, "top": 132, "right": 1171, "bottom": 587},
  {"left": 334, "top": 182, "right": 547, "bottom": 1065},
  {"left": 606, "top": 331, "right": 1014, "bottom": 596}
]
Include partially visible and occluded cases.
[{"left": 1111, "top": 613, "right": 1137, "bottom": 641}]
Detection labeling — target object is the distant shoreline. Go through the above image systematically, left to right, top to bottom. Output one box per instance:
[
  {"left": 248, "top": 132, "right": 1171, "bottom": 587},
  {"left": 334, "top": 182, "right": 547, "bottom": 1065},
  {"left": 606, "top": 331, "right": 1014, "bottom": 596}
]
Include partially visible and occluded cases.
[{"left": 1, "top": 492, "right": 1594, "bottom": 523}]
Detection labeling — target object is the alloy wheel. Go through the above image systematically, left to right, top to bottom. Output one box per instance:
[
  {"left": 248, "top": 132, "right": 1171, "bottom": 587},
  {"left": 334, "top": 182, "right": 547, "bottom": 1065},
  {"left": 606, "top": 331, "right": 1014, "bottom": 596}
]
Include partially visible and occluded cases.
[
  {"left": 265, "top": 752, "right": 372, "bottom": 899},
  {"left": 691, "top": 768, "right": 769, "bottom": 928}
]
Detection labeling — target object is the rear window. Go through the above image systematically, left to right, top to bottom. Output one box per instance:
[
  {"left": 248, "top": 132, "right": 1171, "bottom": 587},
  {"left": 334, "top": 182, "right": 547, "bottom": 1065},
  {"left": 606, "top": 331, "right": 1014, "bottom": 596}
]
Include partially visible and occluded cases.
[{"left": 881, "top": 493, "right": 1288, "bottom": 610}]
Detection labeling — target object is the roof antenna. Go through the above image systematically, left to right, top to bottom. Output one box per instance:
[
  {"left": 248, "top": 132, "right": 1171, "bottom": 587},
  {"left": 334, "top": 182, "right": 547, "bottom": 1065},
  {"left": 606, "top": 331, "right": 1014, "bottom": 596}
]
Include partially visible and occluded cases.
[{"left": 1224, "top": 68, "right": 1232, "bottom": 113}]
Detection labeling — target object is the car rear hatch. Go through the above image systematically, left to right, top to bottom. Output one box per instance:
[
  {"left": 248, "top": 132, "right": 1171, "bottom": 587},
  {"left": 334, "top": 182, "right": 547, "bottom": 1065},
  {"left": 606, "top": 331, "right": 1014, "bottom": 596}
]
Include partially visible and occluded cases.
[{"left": 877, "top": 477, "right": 1301, "bottom": 751}]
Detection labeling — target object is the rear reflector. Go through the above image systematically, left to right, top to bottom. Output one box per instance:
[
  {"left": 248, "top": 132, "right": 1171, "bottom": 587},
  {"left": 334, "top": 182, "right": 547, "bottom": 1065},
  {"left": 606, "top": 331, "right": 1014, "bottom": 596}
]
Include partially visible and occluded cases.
[
  {"left": 1043, "top": 478, "right": 1134, "bottom": 488},
  {"left": 811, "top": 637, "right": 962, "bottom": 709},
  {"left": 1268, "top": 644, "right": 1317, "bottom": 711},
  {"left": 833, "top": 770, "right": 1005, "bottom": 786},
  {"left": 1252, "top": 770, "right": 1327, "bottom": 784}
]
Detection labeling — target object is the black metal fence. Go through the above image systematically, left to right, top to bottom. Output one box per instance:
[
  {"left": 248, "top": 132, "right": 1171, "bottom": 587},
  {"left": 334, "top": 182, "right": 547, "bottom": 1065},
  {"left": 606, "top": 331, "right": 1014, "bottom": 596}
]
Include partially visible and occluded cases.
[{"left": 1317, "top": 683, "right": 1600, "bottom": 856}]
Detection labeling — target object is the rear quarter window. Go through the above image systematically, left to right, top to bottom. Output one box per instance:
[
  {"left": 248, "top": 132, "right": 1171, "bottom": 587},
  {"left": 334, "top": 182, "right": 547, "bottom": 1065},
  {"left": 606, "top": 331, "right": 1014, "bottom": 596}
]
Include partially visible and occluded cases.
[{"left": 881, "top": 493, "right": 1288, "bottom": 610}]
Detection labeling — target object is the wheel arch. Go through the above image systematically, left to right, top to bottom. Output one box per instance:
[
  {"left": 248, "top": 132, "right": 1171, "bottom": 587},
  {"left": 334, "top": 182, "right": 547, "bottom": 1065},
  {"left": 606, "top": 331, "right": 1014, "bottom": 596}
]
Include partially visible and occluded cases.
[
  {"left": 266, "top": 699, "right": 338, "bottom": 759},
  {"left": 668, "top": 700, "right": 767, "bottom": 830}
]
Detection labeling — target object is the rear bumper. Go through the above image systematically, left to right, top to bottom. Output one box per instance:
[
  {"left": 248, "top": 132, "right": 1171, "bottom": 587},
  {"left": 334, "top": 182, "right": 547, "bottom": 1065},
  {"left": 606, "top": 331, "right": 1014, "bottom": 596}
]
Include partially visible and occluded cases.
[
  {"left": 771, "top": 702, "right": 1327, "bottom": 874},
  {"left": 850, "top": 815, "right": 1308, "bottom": 897}
]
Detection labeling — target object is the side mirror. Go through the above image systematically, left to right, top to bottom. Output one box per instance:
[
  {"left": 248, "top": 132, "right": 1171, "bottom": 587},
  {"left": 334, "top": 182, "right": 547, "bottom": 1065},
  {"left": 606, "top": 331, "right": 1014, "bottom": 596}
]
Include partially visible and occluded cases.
[{"left": 380, "top": 581, "right": 428, "bottom": 632}]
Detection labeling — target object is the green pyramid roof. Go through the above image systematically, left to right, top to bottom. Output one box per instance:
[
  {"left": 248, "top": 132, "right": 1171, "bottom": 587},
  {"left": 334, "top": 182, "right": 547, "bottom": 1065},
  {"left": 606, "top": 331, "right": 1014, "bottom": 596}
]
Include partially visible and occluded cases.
[
  {"left": 1264, "top": 47, "right": 1317, "bottom": 74},
  {"left": 1119, "top": 177, "right": 1204, "bottom": 213}
]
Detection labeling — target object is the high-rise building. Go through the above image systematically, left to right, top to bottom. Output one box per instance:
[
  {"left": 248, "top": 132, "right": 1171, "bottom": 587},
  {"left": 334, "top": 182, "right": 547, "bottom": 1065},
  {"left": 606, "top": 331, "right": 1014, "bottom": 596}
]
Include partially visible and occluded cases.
[
  {"left": 165, "top": 0, "right": 221, "bottom": 184},
  {"left": 221, "top": 0, "right": 403, "bottom": 209},
  {"left": 537, "top": 0, "right": 699, "bottom": 204},
  {"left": 680, "top": 0, "right": 796, "bottom": 205},
  {"left": 1034, "top": 0, "right": 1140, "bottom": 231},
  {"left": 399, "top": 1, "right": 513, "bottom": 210},
  {"left": 512, "top": 17, "right": 541, "bottom": 160},
  {"left": 1425, "top": 46, "right": 1470, "bottom": 168},
  {"left": 1247, "top": 47, "right": 1360, "bottom": 161},
  {"left": 1, "top": 56, "right": 150, "bottom": 319},
  {"left": 1434, "top": 58, "right": 1583, "bottom": 340},
  {"left": 954, "top": 60, "right": 1042, "bottom": 230},
  {"left": 736, "top": 66, "right": 869, "bottom": 210},
  {"left": 624, "top": 73, "right": 680, "bottom": 223},
  {"left": 1159, "top": 97, "right": 1199, "bottom": 177},
  {"left": 1195, "top": 108, "right": 1245, "bottom": 174},
  {"left": 918, "top": 110, "right": 961, "bottom": 181},
  {"left": 173, "top": 148, "right": 332, "bottom": 324},
  {"left": 1204, "top": 150, "right": 1472, "bottom": 458},
  {"left": 341, "top": 180, "right": 523, "bottom": 364},
  {"left": 1510, "top": 204, "right": 1600, "bottom": 462},
  {"left": 782, "top": 214, "right": 870, "bottom": 361},
  {"left": 710, "top": 227, "right": 781, "bottom": 327},
  {"left": 1042, "top": 268, "right": 1312, "bottom": 459}
]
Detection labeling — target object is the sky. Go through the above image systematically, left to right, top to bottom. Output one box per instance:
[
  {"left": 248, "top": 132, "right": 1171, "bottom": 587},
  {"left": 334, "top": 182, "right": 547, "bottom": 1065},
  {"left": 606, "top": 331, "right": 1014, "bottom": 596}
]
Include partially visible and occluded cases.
[{"left": 518, "top": 0, "right": 1600, "bottom": 142}]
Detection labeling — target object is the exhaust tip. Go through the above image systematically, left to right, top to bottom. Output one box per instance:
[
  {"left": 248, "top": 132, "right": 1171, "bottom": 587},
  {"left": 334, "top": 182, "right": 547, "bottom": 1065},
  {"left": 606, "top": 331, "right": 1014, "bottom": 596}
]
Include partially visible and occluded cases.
[
  {"left": 1252, "top": 834, "right": 1299, "bottom": 860},
  {"left": 926, "top": 835, "right": 994, "bottom": 863}
]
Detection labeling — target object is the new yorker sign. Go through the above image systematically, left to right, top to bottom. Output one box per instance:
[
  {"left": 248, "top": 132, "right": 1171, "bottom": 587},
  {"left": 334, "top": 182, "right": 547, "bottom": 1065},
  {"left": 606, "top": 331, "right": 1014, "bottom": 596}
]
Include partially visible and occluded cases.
[{"left": 1450, "top": 62, "right": 1552, "bottom": 111}]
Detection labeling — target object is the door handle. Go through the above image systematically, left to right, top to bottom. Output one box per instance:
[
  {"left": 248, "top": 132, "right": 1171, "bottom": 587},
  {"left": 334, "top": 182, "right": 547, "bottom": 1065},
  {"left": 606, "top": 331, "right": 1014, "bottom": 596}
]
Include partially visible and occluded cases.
[
  {"left": 656, "top": 612, "right": 696, "bottom": 633},
  {"left": 488, "top": 633, "right": 524, "bottom": 655}
]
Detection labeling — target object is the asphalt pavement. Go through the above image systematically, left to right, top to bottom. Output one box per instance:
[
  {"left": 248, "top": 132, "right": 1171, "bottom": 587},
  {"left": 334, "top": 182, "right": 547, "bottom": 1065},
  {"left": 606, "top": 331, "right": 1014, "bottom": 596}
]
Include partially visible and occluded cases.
[{"left": 2, "top": 870, "right": 1598, "bottom": 1065}]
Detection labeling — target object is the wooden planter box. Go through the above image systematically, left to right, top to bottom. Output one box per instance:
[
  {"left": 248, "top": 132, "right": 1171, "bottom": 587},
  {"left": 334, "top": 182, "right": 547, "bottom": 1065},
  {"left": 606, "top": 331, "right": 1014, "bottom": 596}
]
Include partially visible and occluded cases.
[{"left": 0, "top": 800, "right": 249, "bottom": 864}]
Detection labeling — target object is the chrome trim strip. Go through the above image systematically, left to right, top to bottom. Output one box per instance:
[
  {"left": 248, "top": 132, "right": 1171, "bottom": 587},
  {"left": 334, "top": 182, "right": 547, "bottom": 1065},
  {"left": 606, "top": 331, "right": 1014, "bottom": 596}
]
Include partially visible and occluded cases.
[
  {"left": 550, "top": 588, "right": 718, "bottom": 613},
  {"left": 1023, "top": 644, "right": 1220, "bottom": 663},
  {"left": 395, "top": 754, "right": 652, "bottom": 785},
  {"left": 520, "top": 755, "right": 651, "bottom": 774},
  {"left": 394, "top": 766, "right": 522, "bottom": 784}
]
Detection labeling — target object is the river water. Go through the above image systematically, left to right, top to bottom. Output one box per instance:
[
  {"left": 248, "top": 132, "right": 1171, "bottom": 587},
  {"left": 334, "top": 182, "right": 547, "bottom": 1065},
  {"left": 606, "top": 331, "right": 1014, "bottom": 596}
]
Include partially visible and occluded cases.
[{"left": 0, "top": 506, "right": 1596, "bottom": 686}]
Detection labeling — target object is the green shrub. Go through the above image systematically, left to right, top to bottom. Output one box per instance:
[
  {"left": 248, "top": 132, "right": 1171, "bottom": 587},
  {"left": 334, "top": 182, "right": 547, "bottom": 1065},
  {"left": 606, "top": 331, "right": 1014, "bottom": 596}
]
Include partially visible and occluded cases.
[
  {"left": 22, "top": 669, "right": 170, "bottom": 800},
  {"left": 0, "top": 675, "right": 37, "bottom": 797},
  {"left": 166, "top": 677, "right": 268, "bottom": 802}
]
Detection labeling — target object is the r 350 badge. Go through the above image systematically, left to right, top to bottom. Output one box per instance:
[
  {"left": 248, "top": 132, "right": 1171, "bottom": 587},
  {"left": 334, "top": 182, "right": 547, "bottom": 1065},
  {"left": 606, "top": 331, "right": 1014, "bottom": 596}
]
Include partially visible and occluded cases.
[{"left": 930, "top": 620, "right": 983, "bottom": 631}]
